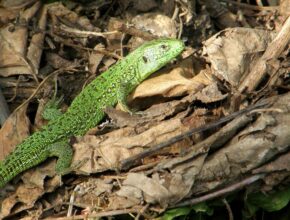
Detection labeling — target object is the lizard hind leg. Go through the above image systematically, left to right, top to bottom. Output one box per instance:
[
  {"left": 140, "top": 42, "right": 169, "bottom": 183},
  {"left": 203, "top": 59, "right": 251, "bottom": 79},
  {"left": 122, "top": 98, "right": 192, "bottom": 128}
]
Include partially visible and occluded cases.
[{"left": 48, "top": 140, "right": 73, "bottom": 175}]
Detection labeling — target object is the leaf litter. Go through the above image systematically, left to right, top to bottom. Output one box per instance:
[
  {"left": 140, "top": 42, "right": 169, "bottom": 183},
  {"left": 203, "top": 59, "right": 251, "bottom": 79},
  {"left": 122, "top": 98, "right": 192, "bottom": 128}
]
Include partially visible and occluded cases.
[{"left": 0, "top": 0, "right": 289, "bottom": 219}]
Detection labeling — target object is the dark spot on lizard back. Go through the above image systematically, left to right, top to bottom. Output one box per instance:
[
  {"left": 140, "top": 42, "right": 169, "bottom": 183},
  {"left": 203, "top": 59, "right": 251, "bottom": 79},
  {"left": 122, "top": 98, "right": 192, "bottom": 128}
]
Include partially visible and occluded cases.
[{"left": 142, "top": 56, "right": 148, "bottom": 63}]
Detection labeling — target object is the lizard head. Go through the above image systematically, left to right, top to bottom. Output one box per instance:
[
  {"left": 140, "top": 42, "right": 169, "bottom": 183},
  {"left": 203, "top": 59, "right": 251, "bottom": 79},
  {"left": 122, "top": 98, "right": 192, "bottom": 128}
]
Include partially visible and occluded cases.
[{"left": 135, "top": 38, "right": 185, "bottom": 82}]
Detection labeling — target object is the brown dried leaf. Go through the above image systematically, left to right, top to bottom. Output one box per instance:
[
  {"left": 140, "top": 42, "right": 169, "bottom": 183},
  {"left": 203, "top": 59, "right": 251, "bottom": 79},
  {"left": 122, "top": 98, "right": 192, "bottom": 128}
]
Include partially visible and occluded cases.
[
  {"left": 0, "top": 0, "right": 37, "bottom": 9},
  {"left": 0, "top": 1, "right": 41, "bottom": 77},
  {"left": 47, "top": 3, "right": 98, "bottom": 32},
  {"left": 0, "top": 8, "right": 19, "bottom": 24},
  {"left": 132, "top": 13, "right": 177, "bottom": 38},
  {"left": 203, "top": 27, "right": 277, "bottom": 86},
  {"left": 88, "top": 44, "right": 105, "bottom": 74},
  {"left": 46, "top": 52, "right": 75, "bottom": 69},
  {"left": 131, "top": 58, "right": 195, "bottom": 99},
  {"left": 132, "top": 58, "right": 226, "bottom": 104},
  {"left": 192, "top": 93, "right": 290, "bottom": 194},
  {"left": 0, "top": 105, "right": 30, "bottom": 160},
  {"left": 73, "top": 116, "right": 191, "bottom": 174},
  {"left": 0, "top": 160, "right": 61, "bottom": 218},
  {"left": 0, "top": 185, "right": 43, "bottom": 219}
]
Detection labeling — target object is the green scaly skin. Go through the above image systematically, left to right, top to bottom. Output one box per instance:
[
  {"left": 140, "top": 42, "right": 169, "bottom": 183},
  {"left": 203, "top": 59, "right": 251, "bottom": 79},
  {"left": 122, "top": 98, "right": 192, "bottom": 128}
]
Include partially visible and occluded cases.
[{"left": 0, "top": 39, "right": 184, "bottom": 188}]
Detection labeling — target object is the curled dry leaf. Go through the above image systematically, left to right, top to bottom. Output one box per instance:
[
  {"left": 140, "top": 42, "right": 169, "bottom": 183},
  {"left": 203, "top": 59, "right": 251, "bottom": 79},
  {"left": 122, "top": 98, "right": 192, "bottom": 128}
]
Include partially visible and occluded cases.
[
  {"left": 129, "top": 13, "right": 177, "bottom": 48},
  {"left": 203, "top": 27, "right": 276, "bottom": 86},
  {"left": 131, "top": 57, "right": 226, "bottom": 104},
  {"left": 0, "top": 104, "right": 30, "bottom": 161}
]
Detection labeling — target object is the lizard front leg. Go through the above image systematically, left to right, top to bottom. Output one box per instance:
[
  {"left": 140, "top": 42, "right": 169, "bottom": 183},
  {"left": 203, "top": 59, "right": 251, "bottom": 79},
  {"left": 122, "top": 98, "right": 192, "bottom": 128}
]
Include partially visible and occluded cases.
[{"left": 42, "top": 96, "right": 64, "bottom": 121}]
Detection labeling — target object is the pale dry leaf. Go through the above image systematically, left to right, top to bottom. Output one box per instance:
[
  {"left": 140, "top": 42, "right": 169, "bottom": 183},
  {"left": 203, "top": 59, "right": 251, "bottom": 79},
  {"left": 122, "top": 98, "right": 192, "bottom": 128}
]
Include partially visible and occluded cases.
[
  {"left": 0, "top": 0, "right": 37, "bottom": 9},
  {"left": 0, "top": 1, "right": 41, "bottom": 77},
  {"left": 47, "top": 3, "right": 98, "bottom": 32},
  {"left": 26, "top": 4, "right": 47, "bottom": 74},
  {"left": 0, "top": 8, "right": 19, "bottom": 24},
  {"left": 129, "top": 12, "right": 177, "bottom": 49},
  {"left": 132, "top": 13, "right": 177, "bottom": 38},
  {"left": 0, "top": 26, "right": 31, "bottom": 77},
  {"left": 203, "top": 27, "right": 276, "bottom": 86},
  {"left": 88, "top": 43, "right": 105, "bottom": 74},
  {"left": 46, "top": 52, "right": 74, "bottom": 69},
  {"left": 131, "top": 58, "right": 196, "bottom": 99},
  {"left": 132, "top": 58, "right": 226, "bottom": 104},
  {"left": 0, "top": 104, "right": 30, "bottom": 160},
  {"left": 73, "top": 117, "right": 191, "bottom": 174},
  {"left": 21, "top": 159, "right": 61, "bottom": 189},
  {"left": 120, "top": 173, "right": 171, "bottom": 205},
  {"left": 74, "top": 178, "right": 113, "bottom": 207},
  {"left": 108, "top": 195, "right": 141, "bottom": 210}
]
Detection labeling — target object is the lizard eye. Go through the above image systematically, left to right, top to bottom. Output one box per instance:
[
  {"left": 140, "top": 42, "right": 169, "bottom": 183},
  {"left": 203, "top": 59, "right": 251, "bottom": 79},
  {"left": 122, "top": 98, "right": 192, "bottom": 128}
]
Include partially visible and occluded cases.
[
  {"left": 160, "top": 44, "right": 168, "bottom": 50},
  {"left": 142, "top": 56, "right": 148, "bottom": 63}
]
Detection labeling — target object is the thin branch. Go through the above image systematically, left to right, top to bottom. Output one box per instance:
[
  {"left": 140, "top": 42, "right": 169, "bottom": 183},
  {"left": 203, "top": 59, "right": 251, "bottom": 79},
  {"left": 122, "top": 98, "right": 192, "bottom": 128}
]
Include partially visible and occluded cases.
[
  {"left": 120, "top": 100, "right": 270, "bottom": 170},
  {"left": 171, "top": 174, "right": 265, "bottom": 208},
  {"left": 222, "top": 198, "right": 234, "bottom": 220},
  {"left": 45, "top": 208, "right": 142, "bottom": 220}
]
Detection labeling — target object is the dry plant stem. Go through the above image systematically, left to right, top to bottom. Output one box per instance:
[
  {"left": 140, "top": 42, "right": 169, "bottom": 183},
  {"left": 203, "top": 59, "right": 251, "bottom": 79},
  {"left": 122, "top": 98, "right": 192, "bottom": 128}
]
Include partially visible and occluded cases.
[
  {"left": 221, "top": 0, "right": 279, "bottom": 10},
  {"left": 238, "top": 16, "right": 290, "bottom": 94},
  {"left": 114, "top": 20, "right": 158, "bottom": 41},
  {"left": 59, "top": 24, "right": 119, "bottom": 38},
  {"left": 50, "top": 33, "right": 122, "bottom": 59},
  {"left": 13, "top": 66, "right": 78, "bottom": 113},
  {"left": 7, "top": 76, "right": 21, "bottom": 102},
  {"left": 0, "top": 87, "right": 10, "bottom": 126},
  {"left": 120, "top": 101, "right": 269, "bottom": 170},
  {"left": 151, "top": 114, "right": 254, "bottom": 173},
  {"left": 172, "top": 174, "right": 265, "bottom": 208},
  {"left": 222, "top": 198, "right": 234, "bottom": 220},
  {"left": 45, "top": 208, "right": 143, "bottom": 220}
]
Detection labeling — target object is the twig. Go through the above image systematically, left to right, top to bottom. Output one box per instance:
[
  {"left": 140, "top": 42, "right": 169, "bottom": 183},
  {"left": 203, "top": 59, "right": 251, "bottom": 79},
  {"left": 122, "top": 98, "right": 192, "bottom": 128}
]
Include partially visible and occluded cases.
[
  {"left": 221, "top": 0, "right": 279, "bottom": 11},
  {"left": 238, "top": 16, "right": 290, "bottom": 94},
  {"left": 113, "top": 20, "right": 157, "bottom": 41},
  {"left": 59, "top": 24, "right": 120, "bottom": 38},
  {"left": 50, "top": 33, "right": 122, "bottom": 60},
  {"left": 13, "top": 66, "right": 78, "bottom": 113},
  {"left": 120, "top": 100, "right": 269, "bottom": 170},
  {"left": 171, "top": 174, "right": 265, "bottom": 208},
  {"left": 222, "top": 198, "right": 234, "bottom": 220},
  {"left": 45, "top": 208, "right": 142, "bottom": 220}
]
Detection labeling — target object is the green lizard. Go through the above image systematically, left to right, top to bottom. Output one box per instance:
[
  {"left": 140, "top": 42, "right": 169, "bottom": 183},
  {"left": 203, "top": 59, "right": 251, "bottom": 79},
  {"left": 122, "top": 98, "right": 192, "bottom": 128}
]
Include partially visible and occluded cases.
[{"left": 0, "top": 38, "right": 184, "bottom": 188}]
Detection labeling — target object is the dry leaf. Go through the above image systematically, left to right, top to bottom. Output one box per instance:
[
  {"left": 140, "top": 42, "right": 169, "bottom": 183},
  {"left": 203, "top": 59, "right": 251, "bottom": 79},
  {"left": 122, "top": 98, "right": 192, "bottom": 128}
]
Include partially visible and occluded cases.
[
  {"left": 203, "top": 27, "right": 276, "bottom": 86},
  {"left": 0, "top": 105, "right": 30, "bottom": 160}
]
